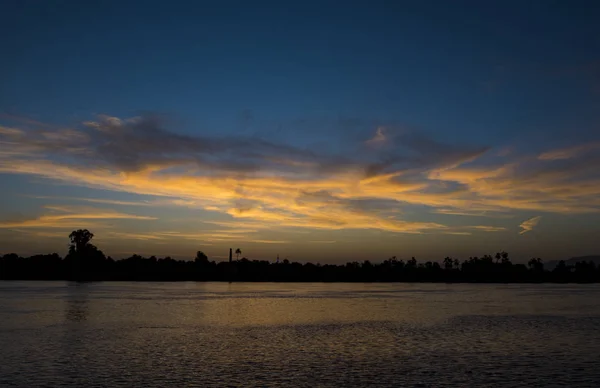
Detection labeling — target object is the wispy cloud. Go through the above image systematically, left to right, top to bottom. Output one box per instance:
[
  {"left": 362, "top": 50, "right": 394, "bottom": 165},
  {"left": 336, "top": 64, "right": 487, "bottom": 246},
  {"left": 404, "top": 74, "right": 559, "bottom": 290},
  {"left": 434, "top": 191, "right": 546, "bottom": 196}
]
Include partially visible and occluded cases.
[
  {"left": 1, "top": 114, "right": 599, "bottom": 239},
  {"left": 0, "top": 125, "right": 24, "bottom": 136},
  {"left": 365, "top": 126, "right": 386, "bottom": 146},
  {"left": 538, "top": 142, "right": 600, "bottom": 160},
  {"left": 26, "top": 195, "right": 154, "bottom": 207},
  {"left": 0, "top": 205, "right": 156, "bottom": 229},
  {"left": 433, "top": 208, "right": 514, "bottom": 218},
  {"left": 519, "top": 216, "right": 542, "bottom": 235},
  {"left": 469, "top": 226, "right": 507, "bottom": 232},
  {"left": 97, "top": 228, "right": 290, "bottom": 246},
  {"left": 5, "top": 229, "right": 67, "bottom": 238},
  {"left": 151, "top": 229, "right": 258, "bottom": 242},
  {"left": 105, "top": 231, "right": 166, "bottom": 241},
  {"left": 244, "top": 239, "right": 289, "bottom": 244}
]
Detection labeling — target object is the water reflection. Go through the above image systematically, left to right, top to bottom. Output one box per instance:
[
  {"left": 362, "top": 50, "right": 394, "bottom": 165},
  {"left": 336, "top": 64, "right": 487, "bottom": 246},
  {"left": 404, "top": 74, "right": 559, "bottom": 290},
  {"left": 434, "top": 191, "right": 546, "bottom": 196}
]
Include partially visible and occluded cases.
[
  {"left": 1, "top": 282, "right": 599, "bottom": 387},
  {"left": 65, "top": 282, "right": 88, "bottom": 323}
]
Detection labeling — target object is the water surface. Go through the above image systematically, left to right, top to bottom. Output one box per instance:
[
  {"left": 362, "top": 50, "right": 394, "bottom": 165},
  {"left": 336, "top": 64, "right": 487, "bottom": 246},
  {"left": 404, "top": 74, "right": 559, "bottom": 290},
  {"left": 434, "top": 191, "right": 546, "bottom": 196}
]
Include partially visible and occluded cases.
[{"left": 1, "top": 282, "right": 599, "bottom": 387}]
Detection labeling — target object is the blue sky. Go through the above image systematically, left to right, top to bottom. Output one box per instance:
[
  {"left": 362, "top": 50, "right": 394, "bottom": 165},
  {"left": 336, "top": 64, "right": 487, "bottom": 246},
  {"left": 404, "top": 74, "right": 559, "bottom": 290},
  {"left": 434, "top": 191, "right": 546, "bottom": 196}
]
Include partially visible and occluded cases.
[{"left": 1, "top": 0, "right": 599, "bottom": 262}]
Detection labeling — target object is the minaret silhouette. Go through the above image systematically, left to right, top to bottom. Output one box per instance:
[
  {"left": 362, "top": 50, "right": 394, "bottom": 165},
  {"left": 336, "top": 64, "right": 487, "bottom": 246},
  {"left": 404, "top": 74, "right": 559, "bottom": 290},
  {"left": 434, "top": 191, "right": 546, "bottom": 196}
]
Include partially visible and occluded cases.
[{"left": 229, "top": 248, "right": 232, "bottom": 263}]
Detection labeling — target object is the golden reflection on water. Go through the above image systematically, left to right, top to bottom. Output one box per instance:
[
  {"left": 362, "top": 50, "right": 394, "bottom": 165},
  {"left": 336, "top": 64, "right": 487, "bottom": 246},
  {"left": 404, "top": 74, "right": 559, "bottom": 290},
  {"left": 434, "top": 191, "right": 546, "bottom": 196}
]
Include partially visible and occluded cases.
[{"left": 1, "top": 282, "right": 600, "bottom": 387}]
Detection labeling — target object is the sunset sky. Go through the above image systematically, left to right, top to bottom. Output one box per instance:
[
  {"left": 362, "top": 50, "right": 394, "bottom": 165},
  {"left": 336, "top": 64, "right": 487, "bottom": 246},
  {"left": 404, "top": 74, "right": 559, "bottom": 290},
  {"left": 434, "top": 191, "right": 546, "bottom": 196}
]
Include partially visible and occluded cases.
[{"left": 1, "top": 1, "right": 599, "bottom": 263}]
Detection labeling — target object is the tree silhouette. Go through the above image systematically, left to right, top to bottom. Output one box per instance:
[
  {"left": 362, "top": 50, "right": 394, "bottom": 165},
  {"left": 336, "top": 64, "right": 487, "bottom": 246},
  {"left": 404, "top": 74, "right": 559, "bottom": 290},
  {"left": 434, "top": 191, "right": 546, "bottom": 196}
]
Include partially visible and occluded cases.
[
  {"left": 66, "top": 229, "right": 102, "bottom": 281},
  {"left": 69, "top": 229, "right": 94, "bottom": 254},
  {"left": 1, "top": 233, "right": 599, "bottom": 283},
  {"left": 235, "top": 248, "right": 241, "bottom": 260},
  {"left": 195, "top": 250, "right": 208, "bottom": 264},
  {"left": 500, "top": 251, "right": 510, "bottom": 265},
  {"left": 443, "top": 257, "right": 453, "bottom": 270},
  {"left": 528, "top": 258, "right": 544, "bottom": 272},
  {"left": 554, "top": 260, "right": 571, "bottom": 274}
]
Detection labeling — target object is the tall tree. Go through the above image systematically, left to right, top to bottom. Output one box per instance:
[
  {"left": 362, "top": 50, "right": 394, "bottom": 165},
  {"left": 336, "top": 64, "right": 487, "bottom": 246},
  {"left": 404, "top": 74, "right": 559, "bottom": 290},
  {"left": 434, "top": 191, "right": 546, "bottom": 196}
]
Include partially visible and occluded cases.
[
  {"left": 69, "top": 229, "right": 94, "bottom": 253},
  {"left": 235, "top": 248, "right": 242, "bottom": 260},
  {"left": 195, "top": 251, "right": 209, "bottom": 264}
]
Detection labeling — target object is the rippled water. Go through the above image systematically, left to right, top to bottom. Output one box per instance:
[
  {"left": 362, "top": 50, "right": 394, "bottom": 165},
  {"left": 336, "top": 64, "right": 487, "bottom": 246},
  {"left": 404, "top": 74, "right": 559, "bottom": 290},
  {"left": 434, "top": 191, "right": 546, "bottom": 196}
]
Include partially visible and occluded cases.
[{"left": 1, "top": 282, "right": 599, "bottom": 387}]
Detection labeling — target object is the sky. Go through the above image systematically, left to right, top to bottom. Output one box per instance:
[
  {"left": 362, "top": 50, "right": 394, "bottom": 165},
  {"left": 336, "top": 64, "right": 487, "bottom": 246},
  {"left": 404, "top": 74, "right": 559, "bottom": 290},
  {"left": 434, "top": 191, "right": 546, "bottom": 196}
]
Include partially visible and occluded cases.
[{"left": 1, "top": 0, "right": 599, "bottom": 263}]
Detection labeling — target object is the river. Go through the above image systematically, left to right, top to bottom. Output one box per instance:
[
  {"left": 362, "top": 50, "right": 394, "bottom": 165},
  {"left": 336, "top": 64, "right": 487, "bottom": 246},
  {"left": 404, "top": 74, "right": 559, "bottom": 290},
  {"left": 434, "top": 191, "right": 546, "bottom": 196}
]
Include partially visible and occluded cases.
[{"left": 1, "top": 282, "right": 599, "bottom": 387}]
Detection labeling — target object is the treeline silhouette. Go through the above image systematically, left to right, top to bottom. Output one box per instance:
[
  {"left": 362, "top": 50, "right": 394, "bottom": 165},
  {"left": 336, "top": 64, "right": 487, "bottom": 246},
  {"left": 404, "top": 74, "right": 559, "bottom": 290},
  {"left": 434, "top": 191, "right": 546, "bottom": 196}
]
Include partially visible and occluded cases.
[{"left": 1, "top": 229, "right": 599, "bottom": 283}]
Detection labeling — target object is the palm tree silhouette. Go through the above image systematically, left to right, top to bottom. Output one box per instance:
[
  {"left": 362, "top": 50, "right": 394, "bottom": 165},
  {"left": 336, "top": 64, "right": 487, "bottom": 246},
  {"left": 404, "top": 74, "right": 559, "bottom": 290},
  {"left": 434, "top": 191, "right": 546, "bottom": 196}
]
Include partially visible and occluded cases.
[{"left": 235, "top": 248, "right": 241, "bottom": 260}]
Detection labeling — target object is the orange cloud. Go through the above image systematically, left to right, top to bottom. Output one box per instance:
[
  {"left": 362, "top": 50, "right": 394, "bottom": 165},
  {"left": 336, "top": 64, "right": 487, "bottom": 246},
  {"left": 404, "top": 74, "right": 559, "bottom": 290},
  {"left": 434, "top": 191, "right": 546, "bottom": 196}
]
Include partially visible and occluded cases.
[
  {"left": 1, "top": 114, "right": 599, "bottom": 241},
  {"left": 27, "top": 195, "right": 154, "bottom": 207},
  {"left": 0, "top": 205, "right": 156, "bottom": 229},
  {"left": 519, "top": 216, "right": 542, "bottom": 234},
  {"left": 245, "top": 239, "right": 289, "bottom": 244}
]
